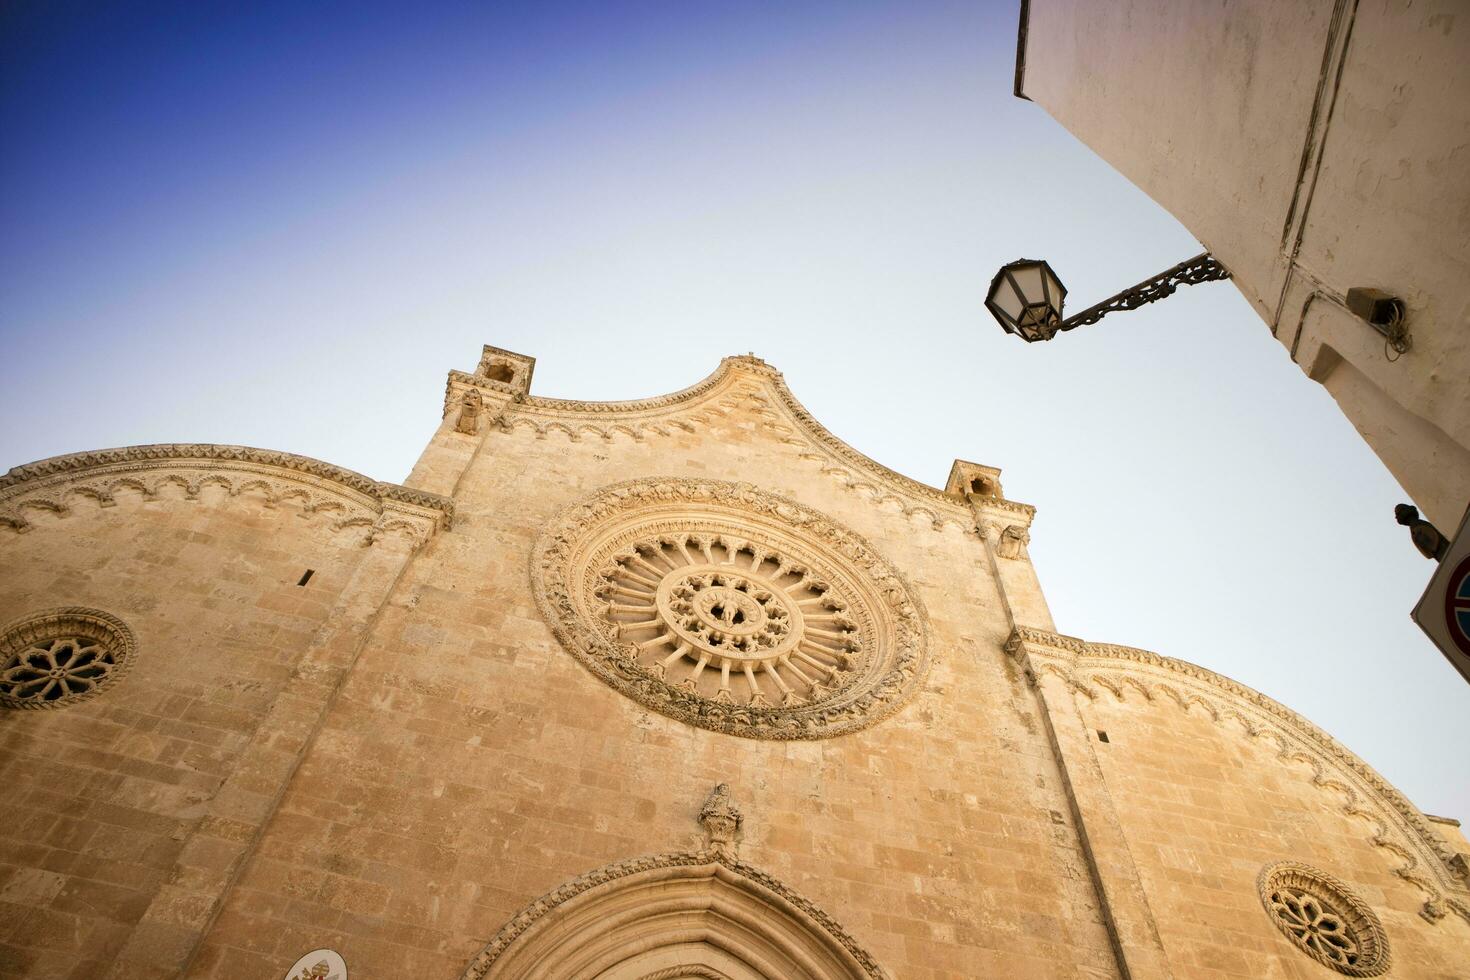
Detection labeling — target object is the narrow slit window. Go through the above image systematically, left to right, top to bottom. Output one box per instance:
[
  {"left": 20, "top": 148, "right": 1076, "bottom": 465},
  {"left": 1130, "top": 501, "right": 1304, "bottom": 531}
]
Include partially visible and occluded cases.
[{"left": 297, "top": 569, "right": 315, "bottom": 587}]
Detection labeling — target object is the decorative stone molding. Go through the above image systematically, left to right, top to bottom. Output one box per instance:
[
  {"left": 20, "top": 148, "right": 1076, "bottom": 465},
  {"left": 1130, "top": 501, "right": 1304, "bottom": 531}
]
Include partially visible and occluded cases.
[
  {"left": 484, "top": 357, "right": 744, "bottom": 443},
  {"left": 443, "top": 370, "right": 524, "bottom": 413},
  {"left": 731, "top": 383, "right": 983, "bottom": 534},
  {"left": 496, "top": 411, "right": 710, "bottom": 443},
  {"left": 0, "top": 444, "right": 452, "bottom": 541},
  {"left": 533, "top": 478, "right": 930, "bottom": 740},
  {"left": 0, "top": 608, "right": 136, "bottom": 710},
  {"left": 1006, "top": 626, "right": 1470, "bottom": 921},
  {"left": 699, "top": 784, "right": 743, "bottom": 860},
  {"left": 460, "top": 850, "right": 886, "bottom": 979},
  {"left": 1257, "top": 862, "right": 1390, "bottom": 976},
  {"left": 637, "top": 968, "right": 729, "bottom": 980}
]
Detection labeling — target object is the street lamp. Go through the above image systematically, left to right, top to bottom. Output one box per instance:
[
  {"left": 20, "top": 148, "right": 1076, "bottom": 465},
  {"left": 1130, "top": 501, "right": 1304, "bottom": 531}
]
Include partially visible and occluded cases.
[
  {"left": 986, "top": 252, "right": 1231, "bottom": 342},
  {"left": 984, "top": 259, "right": 1066, "bottom": 342}
]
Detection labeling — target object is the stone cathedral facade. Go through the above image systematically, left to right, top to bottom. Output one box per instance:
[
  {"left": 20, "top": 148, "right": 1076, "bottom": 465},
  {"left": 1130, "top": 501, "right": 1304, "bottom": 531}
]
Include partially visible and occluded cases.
[{"left": 1, "top": 345, "right": 1469, "bottom": 980}]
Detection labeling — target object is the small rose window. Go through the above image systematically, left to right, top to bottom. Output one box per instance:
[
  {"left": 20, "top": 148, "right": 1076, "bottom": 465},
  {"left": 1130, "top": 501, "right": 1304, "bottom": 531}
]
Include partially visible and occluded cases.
[
  {"left": 0, "top": 608, "right": 136, "bottom": 709},
  {"left": 1258, "top": 862, "right": 1389, "bottom": 976}
]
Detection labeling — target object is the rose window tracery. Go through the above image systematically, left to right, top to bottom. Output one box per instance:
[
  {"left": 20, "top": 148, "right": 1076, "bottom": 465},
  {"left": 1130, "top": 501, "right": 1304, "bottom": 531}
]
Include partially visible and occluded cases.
[
  {"left": 534, "top": 479, "right": 929, "bottom": 739},
  {"left": 600, "top": 539, "right": 858, "bottom": 707},
  {"left": 0, "top": 608, "right": 136, "bottom": 710},
  {"left": 1257, "top": 862, "right": 1389, "bottom": 976}
]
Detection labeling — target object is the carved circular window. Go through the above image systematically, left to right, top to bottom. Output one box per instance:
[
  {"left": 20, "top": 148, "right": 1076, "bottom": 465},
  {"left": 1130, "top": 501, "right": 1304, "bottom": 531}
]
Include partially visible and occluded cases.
[
  {"left": 533, "top": 479, "right": 930, "bottom": 739},
  {"left": 0, "top": 608, "right": 136, "bottom": 709},
  {"left": 1257, "top": 862, "right": 1389, "bottom": 976}
]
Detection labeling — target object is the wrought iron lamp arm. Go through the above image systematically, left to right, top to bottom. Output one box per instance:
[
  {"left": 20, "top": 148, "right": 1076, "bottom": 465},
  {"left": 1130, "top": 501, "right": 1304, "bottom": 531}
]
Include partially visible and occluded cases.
[{"left": 1057, "top": 252, "right": 1231, "bottom": 332}]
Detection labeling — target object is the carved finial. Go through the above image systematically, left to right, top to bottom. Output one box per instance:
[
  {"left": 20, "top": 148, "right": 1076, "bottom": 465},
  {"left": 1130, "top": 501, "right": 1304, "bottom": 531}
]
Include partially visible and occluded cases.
[{"left": 699, "top": 783, "right": 742, "bottom": 860}]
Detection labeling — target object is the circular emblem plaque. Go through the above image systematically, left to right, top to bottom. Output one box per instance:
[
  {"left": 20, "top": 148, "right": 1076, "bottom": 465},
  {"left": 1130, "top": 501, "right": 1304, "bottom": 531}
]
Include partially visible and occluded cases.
[
  {"left": 532, "top": 478, "right": 930, "bottom": 739},
  {"left": 283, "top": 948, "right": 347, "bottom": 980}
]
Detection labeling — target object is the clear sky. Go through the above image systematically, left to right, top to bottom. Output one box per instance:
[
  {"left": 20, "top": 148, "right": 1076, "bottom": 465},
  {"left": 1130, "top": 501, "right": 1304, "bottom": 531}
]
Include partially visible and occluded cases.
[{"left": 3, "top": 0, "right": 1466, "bottom": 818}]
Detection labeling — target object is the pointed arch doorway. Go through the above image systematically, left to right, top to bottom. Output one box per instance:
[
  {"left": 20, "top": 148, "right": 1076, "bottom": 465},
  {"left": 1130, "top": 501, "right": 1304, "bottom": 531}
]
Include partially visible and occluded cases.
[{"left": 460, "top": 853, "right": 887, "bottom": 980}]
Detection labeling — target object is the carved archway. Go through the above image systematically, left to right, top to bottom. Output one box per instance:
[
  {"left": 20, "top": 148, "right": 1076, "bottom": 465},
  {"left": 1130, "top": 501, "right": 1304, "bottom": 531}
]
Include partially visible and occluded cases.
[{"left": 461, "top": 853, "right": 886, "bottom": 980}]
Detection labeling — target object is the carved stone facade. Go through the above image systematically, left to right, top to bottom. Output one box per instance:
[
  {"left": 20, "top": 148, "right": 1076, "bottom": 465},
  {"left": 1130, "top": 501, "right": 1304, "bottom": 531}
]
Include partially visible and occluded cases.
[{"left": 1, "top": 346, "right": 1468, "bottom": 979}]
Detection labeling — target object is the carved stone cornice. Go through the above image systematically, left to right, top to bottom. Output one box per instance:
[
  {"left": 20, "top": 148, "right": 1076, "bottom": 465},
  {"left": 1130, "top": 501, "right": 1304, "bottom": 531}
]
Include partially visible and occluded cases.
[
  {"left": 486, "top": 357, "right": 752, "bottom": 442},
  {"left": 524, "top": 358, "right": 755, "bottom": 414},
  {"left": 445, "top": 370, "right": 524, "bottom": 405},
  {"left": 0, "top": 444, "right": 453, "bottom": 540},
  {"left": 972, "top": 496, "right": 1037, "bottom": 526},
  {"left": 1006, "top": 626, "right": 1470, "bottom": 915}
]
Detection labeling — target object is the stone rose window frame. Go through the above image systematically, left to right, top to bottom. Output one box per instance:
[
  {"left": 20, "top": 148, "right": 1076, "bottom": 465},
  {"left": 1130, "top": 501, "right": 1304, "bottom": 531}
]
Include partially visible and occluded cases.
[
  {"left": 532, "top": 478, "right": 931, "bottom": 740},
  {"left": 0, "top": 607, "right": 137, "bottom": 710},
  {"left": 1257, "top": 861, "right": 1390, "bottom": 977}
]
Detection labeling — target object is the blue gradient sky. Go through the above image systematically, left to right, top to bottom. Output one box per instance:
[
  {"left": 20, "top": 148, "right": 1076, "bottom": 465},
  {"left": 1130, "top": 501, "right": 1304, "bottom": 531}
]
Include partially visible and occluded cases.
[{"left": 3, "top": 1, "right": 1466, "bottom": 816}]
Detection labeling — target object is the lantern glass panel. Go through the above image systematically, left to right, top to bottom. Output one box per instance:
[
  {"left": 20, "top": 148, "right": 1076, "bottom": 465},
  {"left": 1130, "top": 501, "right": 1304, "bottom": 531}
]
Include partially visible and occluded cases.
[
  {"left": 1008, "top": 263, "right": 1044, "bottom": 307},
  {"left": 1042, "top": 266, "right": 1066, "bottom": 314},
  {"left": 989, "top": 279, "right": 1024, "bottom": 320}
]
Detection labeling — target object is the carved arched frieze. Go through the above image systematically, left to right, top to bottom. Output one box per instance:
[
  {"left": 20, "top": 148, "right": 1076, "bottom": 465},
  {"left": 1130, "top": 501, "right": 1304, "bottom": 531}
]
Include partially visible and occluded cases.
[
  {"left": 489, "top": 360, "right": 747, "bottom": 444},
  {"left": 724, "top": 377, "right": 1039, "bottom": 536},
  {"left": 728, "top": 386, "right": 976, "bottom": 534},
  {"left": 0, "top": 444, "right": 452, "bottom": 545},
  {"left": 1006, "top": 626, "right": 1470, "bottom": 923},
  {"left": 460, "top": 850, "right": 887, "bottom": 980}
]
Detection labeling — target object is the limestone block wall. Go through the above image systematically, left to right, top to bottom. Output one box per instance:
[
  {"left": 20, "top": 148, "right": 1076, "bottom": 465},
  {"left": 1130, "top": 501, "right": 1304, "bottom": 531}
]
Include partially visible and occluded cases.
[
  {"left": 188, "top": 359, "right": 1120, "bottom": 979},
  {"left": 0, "top": 449, "right": 448, "bottom": 980},
  {"left": 1008, "top": 627, "right": 1470, "bottom": 979},
  {"left": 1088, "top": 693, "right": 1470, "bottom": 977}
]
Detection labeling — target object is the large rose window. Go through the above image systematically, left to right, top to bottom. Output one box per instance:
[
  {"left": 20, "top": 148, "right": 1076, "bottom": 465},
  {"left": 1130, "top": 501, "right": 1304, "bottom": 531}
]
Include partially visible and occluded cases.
[{"left": 533, "top": 479, "right": 929, "bottom": 739}]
